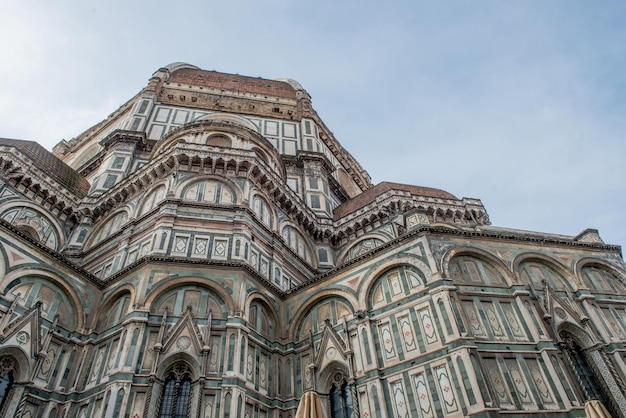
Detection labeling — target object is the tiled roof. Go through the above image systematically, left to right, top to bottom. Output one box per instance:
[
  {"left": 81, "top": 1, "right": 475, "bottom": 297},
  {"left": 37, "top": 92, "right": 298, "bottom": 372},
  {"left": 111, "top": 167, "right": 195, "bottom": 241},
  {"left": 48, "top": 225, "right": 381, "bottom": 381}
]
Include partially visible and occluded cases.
[
  {"left": 167, "top": 68, "right": 298, "bottom": 100},
  {"left": 0, "top": 138, "right": 90, "bottom": 198},
  {"left": 333, "top": 181, "right": 457, "bottom": 219}
]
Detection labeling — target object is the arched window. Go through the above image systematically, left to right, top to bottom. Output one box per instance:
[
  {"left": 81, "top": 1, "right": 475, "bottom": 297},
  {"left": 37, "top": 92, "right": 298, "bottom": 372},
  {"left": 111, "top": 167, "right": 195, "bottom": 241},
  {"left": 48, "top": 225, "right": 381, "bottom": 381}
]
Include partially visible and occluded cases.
[
  {"left": 252, "top": 195, "right": 273, "bottom": 228},
  {"left": 281, "top": 226, "right": 311, "bottom": 262},
  {"left": 151, "top": 285, "right": 228, "bottom": 318},
  {"left": 98, "top": 292, "right": 131, "bottom": 330},
  {"left": 296, "top": 298, "right": 353, "bottom": 341},
  {"left": 249, "top": 300, "right": 276, "bottom": 339},
  {"left": 0, "top": 357, "right": 16, "bottom": 414},
  {"left": 159, "top": 363, "right": 193, "bottom": 418},
  {"left": 329, "top": 374, "right": 354, "bottom": 418}
]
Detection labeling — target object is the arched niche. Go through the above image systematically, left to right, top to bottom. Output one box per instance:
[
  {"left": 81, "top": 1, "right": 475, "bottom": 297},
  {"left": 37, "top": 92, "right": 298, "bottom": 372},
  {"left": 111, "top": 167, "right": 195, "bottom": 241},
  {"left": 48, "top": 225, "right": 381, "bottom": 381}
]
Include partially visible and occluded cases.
[
  {"left": 179, "top": 177, "right": 238, "bottom": 205},
  {"left": 138, "top": 184, "right": 167, "bottom": 217},
  {"left": 0, "top": 204, "right": 64, "bottom": 250},
  {"left": 87, "top": 210, "right": 129, "bottom": 248},
  {"left": 281, "top": 224, "right": 313, "bottom": 263},
  {"left": 340, "top": 236, "right": 385, "bottom": 264},
  {"left": 448, "top": 252, "right": 510, "bottom": 287},
  {"left": 515, "top": 255, "right": 574, "bottom": 291},
  {"left": 577, "top": 259, "right": 626, "bottom": 294},
  {"left": 367, "top": 265, "right": 427, "bottom": 310},
  {"left": 3, "top": 275, "right": 82, "bottom": 331},
  {"left": 148, "top": 282, "right": 229, "bottom": 318},
  {"left": 96, "top": 289, "right": 132, "bottom": 331},
  {"left": 247, "top": 296, "right": 278, "bottom": 340},
  {"left": 295, "top": 296, "right": 354, "bottom": 342}
]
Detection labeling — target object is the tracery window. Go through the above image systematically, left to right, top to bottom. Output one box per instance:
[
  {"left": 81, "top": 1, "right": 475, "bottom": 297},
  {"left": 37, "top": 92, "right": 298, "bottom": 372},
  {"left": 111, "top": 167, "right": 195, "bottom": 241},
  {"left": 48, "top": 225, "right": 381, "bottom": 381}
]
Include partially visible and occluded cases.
[
  {"left": 182, "top": 180, "right": 235, "bottom": 204},
  {"left": 0, "top": 358, "right": 16, "bottom": 415},
  {"left": 158, "top": 363, "right": 193, "bottom": 418},
  {"left": 329, "top": 373, "right": 354, "bottom": 418}
]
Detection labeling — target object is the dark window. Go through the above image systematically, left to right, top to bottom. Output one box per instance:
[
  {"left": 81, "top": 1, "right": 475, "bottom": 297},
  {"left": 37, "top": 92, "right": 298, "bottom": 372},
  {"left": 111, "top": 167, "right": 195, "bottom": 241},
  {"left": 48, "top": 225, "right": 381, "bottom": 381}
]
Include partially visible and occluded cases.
[
  {"left": 138, "top": 100, "right": 149, "bottom": 114},
  {"left": 111, "top": 157, "right": 125, "bottom": 170},
  {"left": 103, "top": 174, "right": 117, "bottom": 189},
  {"left": 310, "top": 195, "right": 321, "bottom": 209},
  {"left": 158, "top": 364, "right": 193, "bottom": 418},
  {"left": 0, "top": 367, "right": 14, "bottom": 413},
  {"left": 330, "top": 381, "right": 354, "bottom": 418}
]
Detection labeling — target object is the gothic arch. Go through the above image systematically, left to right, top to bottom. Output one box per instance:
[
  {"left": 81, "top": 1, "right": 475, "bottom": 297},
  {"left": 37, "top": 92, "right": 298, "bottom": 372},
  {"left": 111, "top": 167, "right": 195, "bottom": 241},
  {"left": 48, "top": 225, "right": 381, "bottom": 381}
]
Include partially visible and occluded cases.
[
  {"left": 251, "top": 192, "right": 276, "bottom": 230},
  {"left": 280, "top": 222, "right": 316, "bottom": 265},
  {"left": 441, "top": 246, "right": 513, "bottom": 284},
  {"left": 143, "top": 276, "right": 234, "bottom": 317},
  {"left": 245, "top": 294, "right": 280, "bottom": 340},
  {"left": 0, "top": 346, "right": 31, "bottom": 382},
  {"left": 156, "top": 352, "right": 201, "bottom": 381},
  {"left": 317, "top": 360, "right": 351, "bottom": 394}
]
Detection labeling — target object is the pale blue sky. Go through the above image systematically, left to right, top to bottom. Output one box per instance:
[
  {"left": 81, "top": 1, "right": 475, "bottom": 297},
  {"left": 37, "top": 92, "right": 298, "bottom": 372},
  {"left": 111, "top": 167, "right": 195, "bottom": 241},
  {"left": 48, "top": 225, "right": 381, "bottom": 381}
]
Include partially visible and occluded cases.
[{"left": 1, "top": 1, "right": 625, "bottom": 249}]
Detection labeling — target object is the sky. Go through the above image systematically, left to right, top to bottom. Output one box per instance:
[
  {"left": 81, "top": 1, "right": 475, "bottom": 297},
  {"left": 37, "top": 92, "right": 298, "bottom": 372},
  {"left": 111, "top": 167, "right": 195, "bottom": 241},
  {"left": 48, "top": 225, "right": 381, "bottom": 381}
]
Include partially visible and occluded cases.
[{"left": 1, "top": 1, "right": 625, "bottom": 250}]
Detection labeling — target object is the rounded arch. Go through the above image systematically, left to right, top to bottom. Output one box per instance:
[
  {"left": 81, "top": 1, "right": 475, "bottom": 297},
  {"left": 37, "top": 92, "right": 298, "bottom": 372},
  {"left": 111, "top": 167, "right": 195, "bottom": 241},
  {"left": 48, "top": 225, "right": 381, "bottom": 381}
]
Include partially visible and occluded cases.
[
  {"left": 195, "top": 113, "right": 259, "bottom": 132},
  {"left": 206, "top": 133, "right": 233, "bottom": 148},
  {"left": 175, "top": 175, "right": 243, "bottom": 204},
  {"left": 177, "top": 175, "right": 242, "bottom": 204},
  {"left": 137, "top": 182, "right": 168, "bottom": 218},
  {"left": 252, "top": 193, "right": 276, "bottom": 230},
  {"left": 0, "top": 201, "right": 66, "bottom": 250},
  {"left": 86, "top": 208, "right": 130, "bottom": 248},
  {"left": 280, "top": 223, "right": 316, "bottom": 265},
  {"left": 338, "top": 234, "right": 388, "bottom": 264},
  {"left": 442, "top": 247, "right": 512, "bottom": 287},
  {"left": 514, "top": 253, "right": 576, "bottom": 290},
  {"left": 358, "top": 255, "right": 433, "bottom": 308},
  {"left": 575, "top": 257, "right": 626, "bottom": 293},
  {"left": 365, "top": 264, "right": 430, "bottom": 311},
  {"left": 0, "top": 268, "right": 86, "bottom": 331},
  {"left": 143, "top": 276, "right": 235, "bottom": 317},
  {"left": 95, "top": 285, "right": 135, "bottom": 331},
  {"left": 290, "top": 292, "right": 356, "bottom": 342},
  {"left": 245, "top": 293, "right": 280, "bottom": 340}
]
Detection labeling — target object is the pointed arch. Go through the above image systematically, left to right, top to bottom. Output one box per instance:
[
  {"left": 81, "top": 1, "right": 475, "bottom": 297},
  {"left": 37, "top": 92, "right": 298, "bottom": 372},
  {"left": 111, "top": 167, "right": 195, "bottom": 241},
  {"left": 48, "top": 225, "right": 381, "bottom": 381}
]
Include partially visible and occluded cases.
[
  {"left": 86, "top": 208, "right": 130, "bottom": 248},
  {"left": 443, "top": 247, "right": 512, "bottom": 287},
  {"left": 291, "top": 293, "right": 356, "bottom": 342}
]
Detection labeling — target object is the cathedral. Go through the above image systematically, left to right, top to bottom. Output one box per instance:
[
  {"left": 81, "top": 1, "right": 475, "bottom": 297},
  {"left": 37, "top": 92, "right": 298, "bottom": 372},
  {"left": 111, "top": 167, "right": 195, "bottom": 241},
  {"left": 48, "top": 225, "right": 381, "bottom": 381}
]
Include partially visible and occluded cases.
[{"left": 0, "top": 62, "right": 625, "bottom": 418}]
